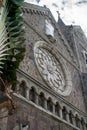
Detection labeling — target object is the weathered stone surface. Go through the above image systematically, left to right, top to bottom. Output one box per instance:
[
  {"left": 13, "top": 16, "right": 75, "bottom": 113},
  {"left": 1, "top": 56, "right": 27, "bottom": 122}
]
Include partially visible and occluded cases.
[
  {"left": 1, "top": 2, "right": 87, "bottom": 130},
  {"left": 19, "top": 2, "right": 87, "bottom": 112},
  {"left": 6, "top": 99, "right": 76, "bottom": 130}
]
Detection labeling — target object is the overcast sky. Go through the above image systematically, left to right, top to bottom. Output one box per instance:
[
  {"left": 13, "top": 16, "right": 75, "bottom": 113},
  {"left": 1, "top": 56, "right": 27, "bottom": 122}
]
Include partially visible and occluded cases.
[{"left": 24, "top": 0, "right": 87, "bottom": 37}]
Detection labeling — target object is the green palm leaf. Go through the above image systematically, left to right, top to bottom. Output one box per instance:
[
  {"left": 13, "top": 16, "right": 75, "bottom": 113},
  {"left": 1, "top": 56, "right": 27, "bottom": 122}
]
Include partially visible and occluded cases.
[
  {"left": 0, "top": 0, "right": 25, "bottom": 88},
  {"left": 0, "top": 0, "right": 9, "bottom": 74},
  {"left": 10, "top": 0, "right": 24, "bottom": 6}
]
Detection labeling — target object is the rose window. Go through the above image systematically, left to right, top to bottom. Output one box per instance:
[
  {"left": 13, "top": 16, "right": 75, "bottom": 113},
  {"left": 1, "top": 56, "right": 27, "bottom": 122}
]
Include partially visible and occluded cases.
[{"left": 34, "top": 47, "right": 66, "bottom": 93}]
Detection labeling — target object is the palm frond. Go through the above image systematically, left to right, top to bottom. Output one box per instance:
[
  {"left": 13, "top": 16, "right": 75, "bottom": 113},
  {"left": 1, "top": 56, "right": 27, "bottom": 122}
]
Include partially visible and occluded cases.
[
  {"left": 0, "top": 0, "right": 25, "bottom": 88},
  {"left": 0, "top": 0, "right": 9, "bottom": 74}
]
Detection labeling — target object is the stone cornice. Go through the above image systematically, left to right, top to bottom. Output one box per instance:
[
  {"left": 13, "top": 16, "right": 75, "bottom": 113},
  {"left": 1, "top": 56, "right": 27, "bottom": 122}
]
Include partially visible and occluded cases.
[{"left": 22, "top": 2, "right": 49, "bottom": 16}]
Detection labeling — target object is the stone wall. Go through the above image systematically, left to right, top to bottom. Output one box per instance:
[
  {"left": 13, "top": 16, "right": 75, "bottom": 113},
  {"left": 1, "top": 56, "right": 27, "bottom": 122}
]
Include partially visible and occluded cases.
[
  {"left": 0, "top": 2, "right": 87, "bottom": 130},
  {"left": 18, "top": 3, "right": 87, "bottom": 112},
  {"left": 7, "top": 95, "right": 81, "bottom": 130}
]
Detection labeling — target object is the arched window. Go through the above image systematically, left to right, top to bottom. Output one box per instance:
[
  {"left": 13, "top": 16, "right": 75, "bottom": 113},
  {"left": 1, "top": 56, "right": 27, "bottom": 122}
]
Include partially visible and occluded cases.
[
  {"left": 19, "top": 81, "right": 26, "bottom": 98},
  {"left": 29, "top": 87, "right": 36, "bottom": 103},
  {"left": 38, "top": 92, "right": 45, "bottom": 108},
  {"left": 47, "top": 97, "right": 53, "bottom": 112},
  {"left": 55, "top": 102, "right": 60, "bottom": 117},
  {"left": 62, "top": 106, "right": 67, "bottom": 121},
  {"left": 69, "top": 111, "right": 73, "bottom": 124},
  {"left": 75, "top": 114, "right": 80, "bottom": 128},
  {"left": 81, "top": 118, "right": 85, "bottom": 130}
]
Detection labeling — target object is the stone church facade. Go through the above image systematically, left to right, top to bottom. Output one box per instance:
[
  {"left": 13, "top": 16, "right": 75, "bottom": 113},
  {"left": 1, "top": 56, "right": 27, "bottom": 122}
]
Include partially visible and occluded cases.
[{"left": 0, "top": 2, "right": 87, "bottom": 130}]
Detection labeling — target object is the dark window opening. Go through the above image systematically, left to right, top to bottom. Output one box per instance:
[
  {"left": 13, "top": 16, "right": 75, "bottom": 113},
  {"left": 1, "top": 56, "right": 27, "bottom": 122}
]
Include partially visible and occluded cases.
[
  {"left": 85, "top": 53, "right": 87, "bottom": 64},
  {"left": 19, "top": 81, "right": 26, "bottom": 97},
  {"left": 29, "top": 87, "right": 36, "bottom": 103},
  {"left": 38, "top": 92, "right": 45, "bottom": 108},
  {"left": 47, "top": 98, "right": 53, "bottom": 112},
  {"left": 55, "top": 102, "right": 60, "bottom": 117},
  {"left": 62, "top": 107, "right": 67, "bottom": 121},
  {"left": 69, "top": 112, "right": 73, "bottom": 124},
  {"left": 75, "top": 115, "right": 80, "bottom": 128},
  {"left": 81, "top": 118, "right": 85, "bottom": 130}
]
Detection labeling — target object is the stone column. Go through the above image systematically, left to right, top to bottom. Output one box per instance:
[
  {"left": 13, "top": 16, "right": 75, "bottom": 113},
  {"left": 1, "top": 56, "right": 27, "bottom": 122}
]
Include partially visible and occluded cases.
[
  {"left": 26, "top": 88, "right": 29, "bottom": 100},
  {"left": 36, "top": 93, "right": 39, "bottom": 105},
  {"left": 44, "top": 98, "right": 47, "bottom": 110},
  {"left": 53, "top": 103, "right": 55, "bottom": 115},
  {"left": 59, "top": 108, "right": 63, "bottom": 119},
  {"left": 66, "top": 112, "right": 70, "bottom": 122},
  {"left": 72, "top": 116, "right": 76, "bottom": 126},
  {"left": 74, "top": 118, "right": 81, "bottom": 128},
  {"left": 78, "top": 119, "right": 82, "bottom": 129}
]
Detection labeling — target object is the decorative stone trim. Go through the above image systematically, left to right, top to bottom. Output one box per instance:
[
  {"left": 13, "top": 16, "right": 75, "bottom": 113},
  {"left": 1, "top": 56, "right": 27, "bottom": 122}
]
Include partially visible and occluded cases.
[{"left": 22, "top": 7, "right": 46, "bottom": 16}]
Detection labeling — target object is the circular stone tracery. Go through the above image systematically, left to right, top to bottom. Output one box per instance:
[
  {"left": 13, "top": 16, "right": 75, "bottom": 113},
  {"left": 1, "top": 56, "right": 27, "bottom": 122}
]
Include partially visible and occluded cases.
[
  {"left": 34, "top": 41, "right": 72, "bottom": 96},
  {"left": 34, "top": 47, "right": 66, "bottom": 93}
]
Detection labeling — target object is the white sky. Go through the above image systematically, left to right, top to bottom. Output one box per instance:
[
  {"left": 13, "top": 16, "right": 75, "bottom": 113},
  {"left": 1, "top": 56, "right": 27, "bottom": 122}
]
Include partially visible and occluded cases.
[{"left": 24, "top": 0, "right": 87, "bottom": 37}]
